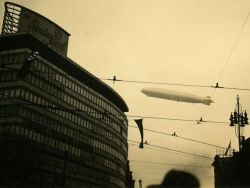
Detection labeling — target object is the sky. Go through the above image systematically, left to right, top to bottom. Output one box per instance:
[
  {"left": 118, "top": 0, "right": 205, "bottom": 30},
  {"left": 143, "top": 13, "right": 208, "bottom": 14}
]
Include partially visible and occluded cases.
[{"left": 1, "top": 0, "right": 250, "bottom": 187}]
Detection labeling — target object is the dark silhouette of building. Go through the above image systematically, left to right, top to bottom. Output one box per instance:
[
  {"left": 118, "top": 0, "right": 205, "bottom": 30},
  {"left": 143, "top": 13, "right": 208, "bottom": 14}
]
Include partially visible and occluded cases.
[
  {"left": 0, "top": 2, "right": 134, "bottom": 187},
  {"left": 212, "top": 137, "right": 250, "bottom": 188}
]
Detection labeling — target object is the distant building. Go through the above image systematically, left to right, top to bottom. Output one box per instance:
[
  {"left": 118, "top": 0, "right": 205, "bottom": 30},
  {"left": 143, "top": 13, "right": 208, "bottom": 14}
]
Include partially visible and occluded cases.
[
  {"left": 0, "top": 2, "right": 134, "bottom": 188},
  {"left": 212, "top": 137, "right": 250, "bottom": 188}
]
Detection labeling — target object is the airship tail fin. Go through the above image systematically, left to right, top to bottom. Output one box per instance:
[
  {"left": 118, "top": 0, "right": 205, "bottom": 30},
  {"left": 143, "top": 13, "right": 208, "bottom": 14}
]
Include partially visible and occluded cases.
[{"left": 203, "top": 96, "right": 214, "bottom": 105}]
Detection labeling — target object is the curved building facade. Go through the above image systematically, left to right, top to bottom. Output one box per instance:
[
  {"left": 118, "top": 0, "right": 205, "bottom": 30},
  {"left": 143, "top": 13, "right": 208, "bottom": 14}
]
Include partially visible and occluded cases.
[{"left": 0, "top": 2, "right": 133, "bottom": 188}]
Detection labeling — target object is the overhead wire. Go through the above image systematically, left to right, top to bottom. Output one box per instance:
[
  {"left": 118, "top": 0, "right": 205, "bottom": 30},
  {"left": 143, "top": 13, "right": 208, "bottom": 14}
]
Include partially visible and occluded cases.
[
  {"left": 193, "top": 11, "right": 250, "bottom": 136},
  {"left": 198, "top": 11, "right": 250, "bottom": 140},
  {"left": 217, "top": 11, "right": 250, "bottom": 83},
  {"left": 100, "top": 12, "right": 250, "bottom": 93},
  {"left": 101, "top": 24, "right": 250, "bottom": 136},
  {"left": 0, "top": 62, "right": 227, "bottom": 163},
  {"left": 2, "top": 65, "right": 250, "bottom": 91},
  {"left": 100, "top": 77, "right": 250, "bottom": 91},
  {"left": 100, "top": 77, "right": 211, "bottom": 88},
  {"left": 2, "top": 90, "right": 217, "bottom": 159},
  {"left": 0, "top": 91, "right": 228, "bottom": 125},
  {"left": 1, "top": 92, "right": 230, "bottom": 157},
  {"left": 1, "top": 93, "right": 226, "bottom": 147},
  {"left": 0, "top": 94, "right": 216, "bottom": 161},
  {"left": 1, "top": 96, "right": 229, "bottom": 154},
  {"left": 127, "top": 114, "right": 227, "bottom": 124},
  {"left": 175, "top": 124, "right": 196, "bottom": 134},
  {"left": 128, "top": 125, "right": 227, "bottom": 149},
  {"left": 128, "top": 139, "right": 214, "bottom": 160},
  {"left": 137, "top": 147, "right": 213, "bottom": 162},
  {"left": 130, "top": 160, "right": 212, "bottom": 169}
]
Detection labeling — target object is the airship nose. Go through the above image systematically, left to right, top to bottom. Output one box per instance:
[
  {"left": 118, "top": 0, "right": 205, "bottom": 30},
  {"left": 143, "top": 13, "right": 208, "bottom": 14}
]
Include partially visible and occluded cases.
[
  {"left": 141, "top": 88, "right": 147, "bottom": 94},
  {"left": 141, "top": 88, "right": 151, "bottom": 95}
]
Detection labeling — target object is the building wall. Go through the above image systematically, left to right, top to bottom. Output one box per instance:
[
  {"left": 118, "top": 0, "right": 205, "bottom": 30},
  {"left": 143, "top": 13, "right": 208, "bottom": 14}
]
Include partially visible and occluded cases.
[
  {"left": 0, "top": 48, "right": 129, "bottom": 187},
  {"left": 213, "top": 138, "right": 250, "bottom": 188}
]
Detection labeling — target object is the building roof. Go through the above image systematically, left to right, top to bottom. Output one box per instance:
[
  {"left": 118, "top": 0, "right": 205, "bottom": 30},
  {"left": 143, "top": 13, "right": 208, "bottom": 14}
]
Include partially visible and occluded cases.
[
  {"left": 2, "top": 2, "right": 70, "bottom": 55},
  {"left": 0, "top": 32, "right": 129, "bottom": 112}
]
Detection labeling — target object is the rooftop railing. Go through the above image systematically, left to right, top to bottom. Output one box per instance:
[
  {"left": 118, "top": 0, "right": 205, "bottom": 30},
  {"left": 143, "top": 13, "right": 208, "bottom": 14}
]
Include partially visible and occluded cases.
[{"left": 1, "top": 2, "right": 22, "bottom": 34}]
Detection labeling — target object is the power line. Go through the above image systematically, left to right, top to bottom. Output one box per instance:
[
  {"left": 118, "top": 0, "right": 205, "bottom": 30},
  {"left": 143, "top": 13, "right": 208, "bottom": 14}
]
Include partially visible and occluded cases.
[
  {"left": 174, "top": 10, "right": 250, "bottom": 130},
  {"left": 101, "top": 11, "right": 250, "bottom": 93},
  {"left": 217, "top": 11, "right": 250, "bottom": 83},
  {"left": 2, "top": 65, "right": 250, "bottom": 91},
  {"left": 100, "top": 77, "right": 250, "bottom": 91},
  {"left": 101, "top": 77, "right": 211, "bottom": 88},
  {"left": 220, "top": 86, "right": 250, "bottom": 91},
  {"left": 0, "top": 91, "right": 228, "bottom": 125},
  {"left": 0, "top": 94, "right": 216, "bottom": 161},
  {"left": 1, "top": 95, "right": 227, "bottom": 150},
  {"left": 1, "top": 98, "right": 215, "bottom": 161},
  {"left": 127, "top": 114, "right": 227, "bottom": 124},
  {"left": 129, "top": 125, "right": 227, "bottom": 149},
  {"left": 128, "top": 139, "right": 214, "bottom": 160},
  {"left": 135, "top": 146, "right": 214, "bottom": 163},
  {"left": 130, "top": 160, "right": 212, "bottom": 169}
]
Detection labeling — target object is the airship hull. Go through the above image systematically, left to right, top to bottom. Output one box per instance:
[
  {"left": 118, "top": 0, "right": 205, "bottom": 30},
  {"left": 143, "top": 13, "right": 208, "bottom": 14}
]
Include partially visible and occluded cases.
[{"left": 141, "top": 88, "right": 213, "bottom": 105}]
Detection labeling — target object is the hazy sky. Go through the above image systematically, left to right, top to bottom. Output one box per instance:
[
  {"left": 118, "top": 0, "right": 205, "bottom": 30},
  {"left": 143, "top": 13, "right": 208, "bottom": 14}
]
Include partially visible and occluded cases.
[{"left": 1, "top": 0, "right": 250, "bottom": 187}]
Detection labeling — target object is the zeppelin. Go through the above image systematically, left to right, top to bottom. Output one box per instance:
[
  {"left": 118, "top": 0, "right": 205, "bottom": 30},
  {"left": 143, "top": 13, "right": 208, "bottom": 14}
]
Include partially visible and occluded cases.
[{"left": 141, "top": 87, "right": 214, "bottom": 105}]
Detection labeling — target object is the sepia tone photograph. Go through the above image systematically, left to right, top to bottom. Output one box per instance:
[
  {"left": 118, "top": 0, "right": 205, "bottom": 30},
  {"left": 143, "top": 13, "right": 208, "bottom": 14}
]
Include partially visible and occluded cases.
[{"left": 1, "top": 0, "right": 250, "bottom": 187}]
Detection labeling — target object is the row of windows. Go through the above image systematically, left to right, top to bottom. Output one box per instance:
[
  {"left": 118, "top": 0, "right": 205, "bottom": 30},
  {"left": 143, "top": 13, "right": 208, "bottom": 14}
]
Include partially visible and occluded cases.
[
  {"left": 0, "top": 50, "right": 127, "bottom": 128},
  {"left": 0, "top": 51, "right": 128, "bottom": 136},
  {"left": 0, "top": 52, "right": 26, "bottom": 65},
  {"left": 31, "top": 56, "right": 126, "bottom": 123},
  {"left": 0, "top": 69, "right": 128, "bottom": 138},
  {"left": 0, "top": 70, "right": 17, "bottom": 82},
  {"left": 27, "top": 72, "right": 125, "bottom": 135},
  {"left": 0, "top": 85, "right": 127, "bottom": 153},
  {"left": 1, "top": 85, "right": 127, "bottom": 175},
  {"left": 16, "top": 87, "right": 126, "bottom": 155},
  {"left": 0, "top": 103, "right": 127, "bottom": 167},
  {"left": 21, "top": 103, "right": 127, "bottom": 164},
  {"left": 0, "top": 104, "right": 126, "bottom": 176},
  {"left": 0, "top": 124, "right": 125, "bottom": 188},
  {"left": 0, "top": 125, "right": 81, "bottom": 157},
  {"left": 93, "top": 138, "right": 125, "bottom": 166},
  {"left": 40, "top": 153, "right": 111, "bottom": 184},
  {"left": 92, "top": 154, "right": 125, "bottom": 176},
  {"left": 9, "top": 155, "right": 111, "bottom": 188},
  {"left": 34, "top": 170, "right": 103, "bottom": 188},
  {"left": 34, "top": 171, "right": 103, "bottom": 188},
  {"left": 109, "top": 176, "right": 126, "bottom": 188}
]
